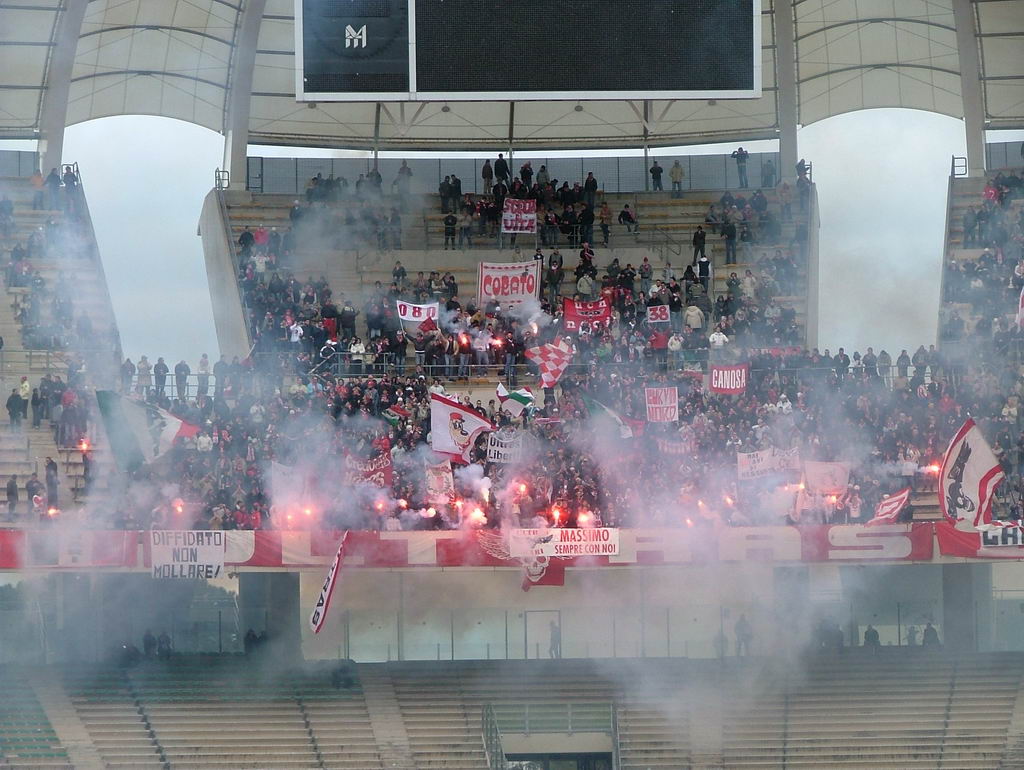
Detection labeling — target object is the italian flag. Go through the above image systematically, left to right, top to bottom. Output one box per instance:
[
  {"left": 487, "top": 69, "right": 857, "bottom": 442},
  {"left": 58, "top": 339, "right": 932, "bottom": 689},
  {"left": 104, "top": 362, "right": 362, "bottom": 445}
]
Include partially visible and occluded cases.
[
  {"left": 496, "top": 384, "right": 534, "bottom": 417},
  {"left": 96, "top": 391, "right": 200, "bottom": 471},
  {"left": 583, "top": 396, "right": 643, "bottom": 439},
  {"left": 382, "top": 404, "right": 411, "bottom": 426}
]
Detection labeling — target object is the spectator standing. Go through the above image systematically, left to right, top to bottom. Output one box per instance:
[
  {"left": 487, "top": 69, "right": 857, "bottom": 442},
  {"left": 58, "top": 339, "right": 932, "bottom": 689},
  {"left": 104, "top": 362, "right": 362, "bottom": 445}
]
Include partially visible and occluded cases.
[
  {"left": 731, "top": 147, "right": 749, "bottom": 188},
  {"left": 494, "top": 154, "right": 510, "bottom": 185},
  {"left": 761, "top": 159, "right": 776, "bottom": 188},
  {"left": 481, "top": 160, "right": 493, "bottom": 191},
  {"left": 650, "top": 160, "right": 664, "bottom": 191},
  {"left": 669, "top": 160, "right": 685, "bottom": 197},
  {"left": 30, "top": 170, "right": 44, "bottom": 210},
  {"left": 583, "top": 172, "right": 598, "bottom": 209},
  {"left": 598, "top": 202, "right": 612, "bottom": 246},
  {"left": 443, "top": 211, "right": 457, "bottom": 250},
  {"left": 722, "top": 220, "right": 737, "bottom": 264},
  {"left": 692, "top": 226, "right": 706, "bottom": 263},
  {"left": 197, "top": 354, "right": 211, "bottom": 396},
  {"left": 153, "top": 358, "right": 169, "bottom": 396},
  {"left": 174, "top": 360, "right": 191, "bottom": 400},
  {"left": 44, "top": 457, "right": 58, "bottom": 508},
  {"left": 5, "top": 475, "right": 16, "bottom": 520}
]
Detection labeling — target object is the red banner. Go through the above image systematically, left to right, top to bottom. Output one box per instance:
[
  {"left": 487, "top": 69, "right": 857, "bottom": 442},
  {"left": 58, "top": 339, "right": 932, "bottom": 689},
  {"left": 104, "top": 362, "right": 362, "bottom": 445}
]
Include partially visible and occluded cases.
[
  {"left": 562, "top": 298, "right": 611, "bottom": 332},
  {"left": 710, "top": 363, "right": 749, "bottom": 394},
  {"left": 343, "top": 450, "right": 393, "bottom": 488},
  {"left": 936, "top": 520, "right": 1024, "bottom": 559}
]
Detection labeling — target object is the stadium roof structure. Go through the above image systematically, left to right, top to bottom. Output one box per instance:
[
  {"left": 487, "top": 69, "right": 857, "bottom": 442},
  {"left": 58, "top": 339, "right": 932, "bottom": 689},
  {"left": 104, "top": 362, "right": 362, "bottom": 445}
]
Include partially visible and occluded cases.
[{"left": 1, "top": 0, "right": 1019, "bottom": 176}]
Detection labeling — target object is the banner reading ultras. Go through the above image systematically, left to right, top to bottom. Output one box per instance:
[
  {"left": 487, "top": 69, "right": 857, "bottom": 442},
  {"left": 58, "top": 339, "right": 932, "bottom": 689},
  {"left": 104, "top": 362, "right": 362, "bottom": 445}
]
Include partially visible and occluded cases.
[
  {"left": 509, "top": 528, "right": 620, "bottom": 558},
  {"left": 150, "top": 531, "right": 225, "bottom": 579}
]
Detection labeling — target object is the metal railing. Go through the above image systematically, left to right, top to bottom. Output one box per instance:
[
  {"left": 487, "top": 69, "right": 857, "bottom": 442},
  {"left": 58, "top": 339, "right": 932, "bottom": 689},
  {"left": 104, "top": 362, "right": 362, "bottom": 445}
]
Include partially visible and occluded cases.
[
  {"left": 951, "top": 156, "right": 968, "bottom": 178},
  {"left": 215, "top": 168, "right": 230, "bottom": 190},
  {"left": 492, "top": 702, "right": 614, "bottom": 735},
  {"left": 481, "top": 704, "right": 508, "bottom": 770},
  {"left": 611, "top": 704, "right": 622, "bottom": 770}
]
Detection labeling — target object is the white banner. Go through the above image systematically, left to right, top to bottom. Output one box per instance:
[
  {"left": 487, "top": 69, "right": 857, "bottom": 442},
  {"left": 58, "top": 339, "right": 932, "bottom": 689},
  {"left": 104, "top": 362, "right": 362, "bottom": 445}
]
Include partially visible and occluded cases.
[
  {"left": 501, "top": 198, "right": 537, "bottom": 233},
  {"left": 478, "top": 261, "right": 541, "bottom": 308},
  {"left": 396, "top": 301, "right": 439, "bottom": 331},
  {"left": 645, "top": 387, "right": 678, "bottom": 422},
  {"left": 486, "top": 429, "right": 528, "bottom": 463},
  {"left": 737, "top": 447, "right": 801, "bottom": 479},
  {"left": 509, "top": 527, "right": 620, "bottom": 558},
  {"left": 151, "top": 531, "right": 225, "bottom": 579}
]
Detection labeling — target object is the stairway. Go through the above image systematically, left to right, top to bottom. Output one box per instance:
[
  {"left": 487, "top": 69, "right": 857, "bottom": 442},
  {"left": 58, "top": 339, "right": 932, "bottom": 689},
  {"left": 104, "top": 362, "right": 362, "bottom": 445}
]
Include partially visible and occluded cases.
[
  {"left": 28, "top": 667, "right": 106, "bottom": 770},
  {"left": 358, "top": 667, "right": 417, "bottom": 770}
]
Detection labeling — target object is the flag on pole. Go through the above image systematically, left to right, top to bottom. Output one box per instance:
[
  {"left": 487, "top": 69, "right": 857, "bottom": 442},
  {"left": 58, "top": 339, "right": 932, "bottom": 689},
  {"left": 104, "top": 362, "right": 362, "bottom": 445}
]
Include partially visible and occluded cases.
[
  {"left": 524, "top": 338, "right": 574, "bottom": 389},
  {"left": 496, "top": 384, "right": 534, "bottom": 417},
  {"left": 96, "top": 390, "right": 199, "bottom": 471},
  {"left": 429, "top": 393, "right": 494, "bottom": 463},
  {"left": 382, "top": 404, "right": 411, "bottom": 427},
  {"left": 939, "top": 418, "right": 1006, "bottom": 529},
  {"left": 866, "top": 487, "right": 911, "bottom": 526},
  {"left": 309, "top": 531, "right": 349, "bottom": 634}
]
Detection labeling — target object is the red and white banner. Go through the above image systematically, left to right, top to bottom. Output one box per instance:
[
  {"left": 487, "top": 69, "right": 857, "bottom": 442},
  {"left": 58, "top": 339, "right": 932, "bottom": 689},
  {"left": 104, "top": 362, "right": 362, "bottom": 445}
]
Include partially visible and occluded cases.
[
  {"left": 501, "top": 198, "right": 537, "bottom": 233},
  {"left": 478, "top": 260, "right": 541, "bottom": 308},
  {"left": 1017, "top": 284, "right": 1024, "bottom": 331},
  {"left": 562, "top": 297, "right": 611, "bottom": 332},
  {"left": 396, "top": 301, "right": 439, "bottom": 333},
  {"left": 646, "top": 305, "right": 670, "bottom": 324},
  {"left": 525, "top": 338, "right": 574, "bottom": 389},
  {"left": 710, "top": 364, "right": 749, "bottom": 394},
  {"left": 645, "top": 387, "right": 678, "bottom": 422},
  {"left": 429, "top": 393, "right": 494, "bottom": 464},
  {"left": 939, "top": 418, "right": 1005, "bottom": 529},
  {"left": 343, "top": 450, "right": 393, "bottom": 488},
  {"left": 425, "top": 459, "right": 455, "bottom": 504},
  {"left": 866, "top": 487, "right": 911, "bottom": 526},
  {"left": 936, "top": 520, "right": 1024, "bottom": 558},
  {"left": 0, "top": 524, "right": 942, "bottom": 571},
  {"left": 309, "top": 531, "right": 349, "bottom": 634}
]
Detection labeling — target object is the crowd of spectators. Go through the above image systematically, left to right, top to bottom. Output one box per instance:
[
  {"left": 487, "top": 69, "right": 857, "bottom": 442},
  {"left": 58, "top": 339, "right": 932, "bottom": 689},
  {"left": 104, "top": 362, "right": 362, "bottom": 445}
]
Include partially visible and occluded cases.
[
  {"left": 943, "top": 169, "right": 1024, "bottom": 346},
  {"left": 1, "top": 170, "right": 118, "bottom": 353},
  {"left": 101, "top": 308, "right": 1024, "bottom": 532}
]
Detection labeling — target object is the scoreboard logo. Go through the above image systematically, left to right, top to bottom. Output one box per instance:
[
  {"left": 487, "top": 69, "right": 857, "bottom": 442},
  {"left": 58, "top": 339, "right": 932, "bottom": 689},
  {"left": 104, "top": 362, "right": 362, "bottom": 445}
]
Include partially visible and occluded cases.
[{"left": 345, "top": 24, "right": 367, "bottom": 48}]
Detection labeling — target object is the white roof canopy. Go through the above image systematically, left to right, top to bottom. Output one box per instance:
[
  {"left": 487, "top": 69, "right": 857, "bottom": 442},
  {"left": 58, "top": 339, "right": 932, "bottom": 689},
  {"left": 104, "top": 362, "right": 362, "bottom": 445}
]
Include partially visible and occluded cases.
[{"left": 0, "top": 0, "right": 1020, "bottom": 149}]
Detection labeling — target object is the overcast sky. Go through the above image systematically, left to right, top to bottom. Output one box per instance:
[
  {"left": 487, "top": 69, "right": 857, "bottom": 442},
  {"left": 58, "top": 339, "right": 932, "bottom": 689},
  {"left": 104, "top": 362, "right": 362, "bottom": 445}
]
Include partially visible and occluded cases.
[{"left": 13, "top": 110, "right": 1014, "bottom": 365}]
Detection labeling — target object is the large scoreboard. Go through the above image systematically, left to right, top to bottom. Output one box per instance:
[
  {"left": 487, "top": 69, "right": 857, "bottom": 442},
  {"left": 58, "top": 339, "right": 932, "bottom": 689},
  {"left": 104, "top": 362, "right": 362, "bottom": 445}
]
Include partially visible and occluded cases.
[{"left": 295, "top": 0, "right": 761, "bottom": 102}]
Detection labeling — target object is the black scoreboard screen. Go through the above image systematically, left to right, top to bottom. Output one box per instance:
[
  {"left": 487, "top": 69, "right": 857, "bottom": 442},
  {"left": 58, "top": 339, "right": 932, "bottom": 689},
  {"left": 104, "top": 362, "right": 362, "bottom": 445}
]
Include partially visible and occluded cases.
[{"left": 296, "top": 0, "right": 761, "bottom": 101}]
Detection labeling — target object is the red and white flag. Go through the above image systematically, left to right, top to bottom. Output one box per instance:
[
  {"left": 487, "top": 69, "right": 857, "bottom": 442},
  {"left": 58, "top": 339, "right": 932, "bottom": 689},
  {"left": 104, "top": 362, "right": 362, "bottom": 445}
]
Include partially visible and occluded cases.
[
  {"left": 501, "top": 198, "right": 537, "bottom": 233},
  {"left": 1017, "top": 285, "right": 1024, "bottom": 330},
  {"left": 562, "top": 297, "right": 611, "bottom": 332},
  {"left": 396, "top": 301, "right": 439, "bottom": 333},
  {"left": 525, "top": 337, "right": 574, "bottom": 389},
  {"left": 429, "top": 393, "right": 494, "bottom": 464},
  {"left": 939, "top": 418, "right": 1005, "bottom": 529},
  {"left": 866, "top": 487, "right": 911, "bottom": 526},
  {"left": 309, "top": 531, "right": 350, "bottom": 634}
]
